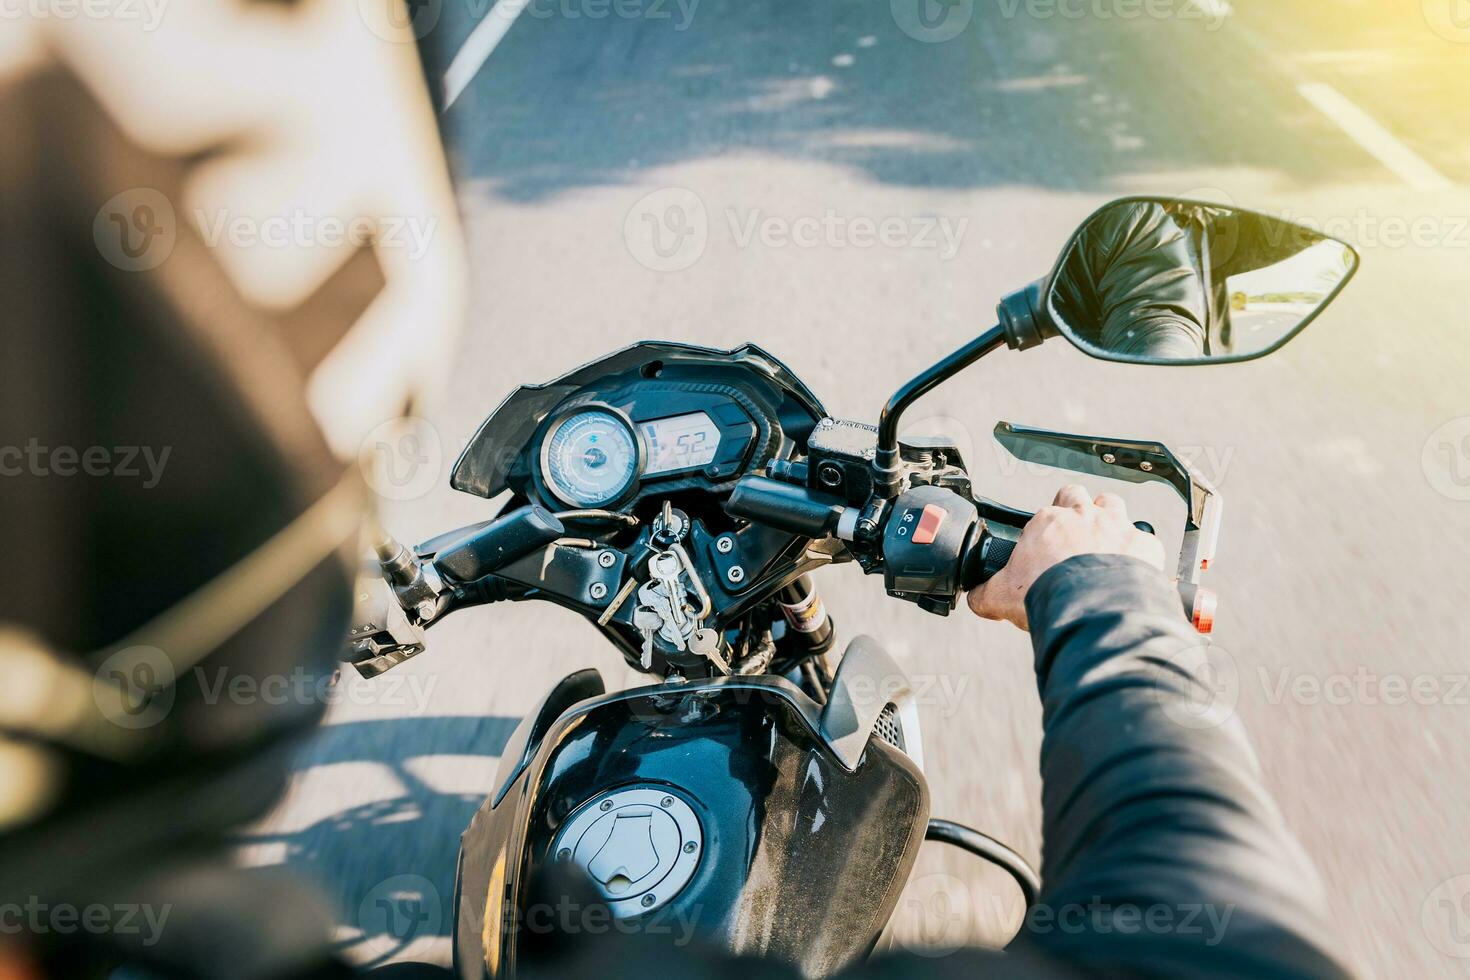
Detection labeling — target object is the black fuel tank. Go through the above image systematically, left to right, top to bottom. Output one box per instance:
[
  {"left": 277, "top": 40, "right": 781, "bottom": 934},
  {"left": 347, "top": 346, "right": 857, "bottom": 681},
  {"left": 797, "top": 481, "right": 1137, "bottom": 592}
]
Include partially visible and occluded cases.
[{"left": 453, "top": 673, "right": 929, "bottom": 978}]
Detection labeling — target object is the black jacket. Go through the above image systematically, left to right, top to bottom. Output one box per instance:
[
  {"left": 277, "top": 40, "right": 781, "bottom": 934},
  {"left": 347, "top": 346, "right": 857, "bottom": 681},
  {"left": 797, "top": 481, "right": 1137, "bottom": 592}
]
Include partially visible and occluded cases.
[
  {"left": 1051, "top": 203, "right": 1210, "bottom": 359},
  {"left": 910, "top": 554, "right": 1347, "bottom": 977},
  {"left": 540, "top": 555, "right": 1351, "bottom": 980}
]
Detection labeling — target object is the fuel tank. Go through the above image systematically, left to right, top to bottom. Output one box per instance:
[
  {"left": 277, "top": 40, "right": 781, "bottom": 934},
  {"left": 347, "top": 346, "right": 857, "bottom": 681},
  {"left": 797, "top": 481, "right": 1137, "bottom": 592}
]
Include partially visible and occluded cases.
[{"left": 452, "top": 656, "right": 929, "bottom": 979}]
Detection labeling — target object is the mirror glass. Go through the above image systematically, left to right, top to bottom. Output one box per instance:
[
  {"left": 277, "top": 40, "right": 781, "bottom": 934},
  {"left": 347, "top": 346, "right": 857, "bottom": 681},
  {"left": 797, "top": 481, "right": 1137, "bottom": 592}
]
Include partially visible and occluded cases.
[{"left": 1046, "top": 198, "right": 1359, "bottom": 364}]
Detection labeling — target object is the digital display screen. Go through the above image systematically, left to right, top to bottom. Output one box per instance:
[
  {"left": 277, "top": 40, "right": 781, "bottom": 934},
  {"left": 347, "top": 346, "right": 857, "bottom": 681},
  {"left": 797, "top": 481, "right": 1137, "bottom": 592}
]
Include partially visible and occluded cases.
[{"left": 642, "top": 412, "right": 720, "bottom": 475}]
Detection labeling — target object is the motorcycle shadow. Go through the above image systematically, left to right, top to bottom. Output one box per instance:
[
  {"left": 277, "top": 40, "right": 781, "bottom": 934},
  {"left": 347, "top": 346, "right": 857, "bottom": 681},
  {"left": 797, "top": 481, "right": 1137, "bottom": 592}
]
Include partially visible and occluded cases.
[{"left": 236, "top": 715, "right": 521, "bottom": 969}]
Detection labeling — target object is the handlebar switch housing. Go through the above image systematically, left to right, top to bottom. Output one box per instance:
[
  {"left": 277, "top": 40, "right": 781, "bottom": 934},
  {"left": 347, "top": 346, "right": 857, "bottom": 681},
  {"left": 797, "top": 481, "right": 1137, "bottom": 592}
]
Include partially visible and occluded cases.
[
  {"left": 882, "top": 485, "right": 980, "bottom": 616},
  {"left": 345, "top": 573, "right": 428, "bottom": 677}
]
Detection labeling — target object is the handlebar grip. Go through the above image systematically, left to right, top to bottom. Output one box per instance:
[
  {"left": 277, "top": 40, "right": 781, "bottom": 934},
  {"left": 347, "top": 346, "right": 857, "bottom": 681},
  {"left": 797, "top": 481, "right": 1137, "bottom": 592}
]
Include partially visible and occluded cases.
[
  {"left": 726, "top": 476, "right": 848, "bottom": 538},
  {"left": 432, "top": 505, "right": 565, "bottom": 583},
  {"left": 964, "top": 515, "right": 1151, "bottom": 590},
  {"left": 959, "top": 527, "right": 1018, "bottom": 590},
  {"left": 977, "top": 533, "right": 1017, "bottom": 584}
]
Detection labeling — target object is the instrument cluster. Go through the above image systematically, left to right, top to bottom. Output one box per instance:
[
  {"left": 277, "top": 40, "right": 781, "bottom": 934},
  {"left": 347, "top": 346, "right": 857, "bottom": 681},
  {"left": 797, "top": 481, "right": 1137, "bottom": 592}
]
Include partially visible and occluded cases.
[
  {"left": 449, "top": 342, "right": 827, "bottom": 512},
  {"left": 532, "top": 393, "right": 763, "bottom": 512}
]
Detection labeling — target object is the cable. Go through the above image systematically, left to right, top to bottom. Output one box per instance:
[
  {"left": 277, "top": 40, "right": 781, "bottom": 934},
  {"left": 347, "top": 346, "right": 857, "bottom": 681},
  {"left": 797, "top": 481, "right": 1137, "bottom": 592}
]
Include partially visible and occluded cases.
[
  {"left": 555, "top": 509, "right": 640, "bottom": 526},
  {"left": 924, "top": 818, "right": 1040, "bottom": 911}
]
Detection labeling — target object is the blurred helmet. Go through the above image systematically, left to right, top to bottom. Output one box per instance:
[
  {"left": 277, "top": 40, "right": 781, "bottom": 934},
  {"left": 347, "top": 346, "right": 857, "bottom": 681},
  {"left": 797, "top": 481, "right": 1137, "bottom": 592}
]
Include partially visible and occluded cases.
[{"left": 0, "top": 3, "right": 465, "bottom": 975}]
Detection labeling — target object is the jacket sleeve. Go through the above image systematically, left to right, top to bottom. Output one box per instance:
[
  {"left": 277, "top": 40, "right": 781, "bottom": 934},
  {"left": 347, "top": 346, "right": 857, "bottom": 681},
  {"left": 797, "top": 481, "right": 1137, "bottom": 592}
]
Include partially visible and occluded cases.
[
  {"left": 1051, "top": 202, "right": 1209, "bottom": 360},
  {"left": 1090, "top": 206, "right": 1208, "bottom": 359},
  {"left": 1009, "top": 554, "right": 1351, "bottom": 978}
]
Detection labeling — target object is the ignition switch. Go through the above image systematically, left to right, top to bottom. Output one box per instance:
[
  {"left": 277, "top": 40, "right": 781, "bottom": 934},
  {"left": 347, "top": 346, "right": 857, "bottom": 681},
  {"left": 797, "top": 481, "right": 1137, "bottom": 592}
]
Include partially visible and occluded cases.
[{"left": 881, "top": 485, "right": 979, "bottom": 616}]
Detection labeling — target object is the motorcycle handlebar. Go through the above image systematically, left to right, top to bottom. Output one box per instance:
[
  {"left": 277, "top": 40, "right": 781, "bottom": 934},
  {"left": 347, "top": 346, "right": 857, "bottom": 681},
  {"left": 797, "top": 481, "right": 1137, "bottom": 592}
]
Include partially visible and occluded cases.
[{"left": 432, "top": 505, "right": 565, "bottom": 583}]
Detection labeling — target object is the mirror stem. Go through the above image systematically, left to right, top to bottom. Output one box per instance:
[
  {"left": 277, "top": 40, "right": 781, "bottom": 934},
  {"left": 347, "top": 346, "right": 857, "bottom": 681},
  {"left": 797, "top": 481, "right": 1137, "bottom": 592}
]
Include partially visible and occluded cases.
[{"left": 873, "top": 323, "right": 1008, "bottom": 498}]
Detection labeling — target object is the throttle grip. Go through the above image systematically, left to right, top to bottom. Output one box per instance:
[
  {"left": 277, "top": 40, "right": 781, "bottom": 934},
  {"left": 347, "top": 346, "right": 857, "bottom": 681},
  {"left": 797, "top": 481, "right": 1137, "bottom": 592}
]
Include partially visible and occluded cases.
[
  {"left": 968, "top": 515, "right": 1154, "bottom": 588},
  {"left": 961, "top": 519, "right": 1216, "bottom": 634},
  {"left": 959, "top": 526, "right": 1019, "bottom": 590},
  {"left": 977, "top": 533, "right": 1017, "bottom": 582}
]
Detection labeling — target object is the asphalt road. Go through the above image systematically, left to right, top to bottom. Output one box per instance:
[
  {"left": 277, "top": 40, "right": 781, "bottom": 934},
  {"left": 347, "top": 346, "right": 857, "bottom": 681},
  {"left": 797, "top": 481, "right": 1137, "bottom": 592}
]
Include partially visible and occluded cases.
[{"left": 249, "top": 2, "right": 1470, "bottom": 976}]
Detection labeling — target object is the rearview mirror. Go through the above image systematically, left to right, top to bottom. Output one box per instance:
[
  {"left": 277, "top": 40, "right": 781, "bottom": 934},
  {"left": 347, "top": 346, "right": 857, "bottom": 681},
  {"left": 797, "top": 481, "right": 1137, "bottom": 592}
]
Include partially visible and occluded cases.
[{"left": 1042, "top": 197, "right": 1359, "bottom": 365}]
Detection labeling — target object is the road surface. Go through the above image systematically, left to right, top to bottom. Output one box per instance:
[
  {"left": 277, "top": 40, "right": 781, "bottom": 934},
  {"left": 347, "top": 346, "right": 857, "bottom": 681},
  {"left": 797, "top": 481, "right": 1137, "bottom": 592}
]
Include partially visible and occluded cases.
[{"left": 248, "top": 2, "right": 1470, "bottom": 976}]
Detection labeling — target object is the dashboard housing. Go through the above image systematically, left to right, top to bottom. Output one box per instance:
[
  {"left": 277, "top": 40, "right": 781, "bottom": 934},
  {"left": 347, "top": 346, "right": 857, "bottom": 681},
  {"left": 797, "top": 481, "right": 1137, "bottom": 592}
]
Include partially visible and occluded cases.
[{"left": 450, "top": 342, "right": 826, "bottom": 513}]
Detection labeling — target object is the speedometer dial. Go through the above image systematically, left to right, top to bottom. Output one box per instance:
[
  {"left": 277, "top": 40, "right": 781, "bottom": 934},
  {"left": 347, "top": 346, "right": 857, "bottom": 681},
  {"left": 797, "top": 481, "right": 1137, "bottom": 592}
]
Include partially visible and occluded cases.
[{"left": 540, "top": 410, "right": 640, "bottom": 508}]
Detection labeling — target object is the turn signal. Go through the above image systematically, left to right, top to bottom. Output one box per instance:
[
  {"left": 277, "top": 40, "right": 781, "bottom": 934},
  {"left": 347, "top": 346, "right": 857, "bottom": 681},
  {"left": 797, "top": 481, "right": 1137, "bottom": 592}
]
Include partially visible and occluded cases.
[{"left": 1191, "top": 588, "right": 1217, "bottom": 635}]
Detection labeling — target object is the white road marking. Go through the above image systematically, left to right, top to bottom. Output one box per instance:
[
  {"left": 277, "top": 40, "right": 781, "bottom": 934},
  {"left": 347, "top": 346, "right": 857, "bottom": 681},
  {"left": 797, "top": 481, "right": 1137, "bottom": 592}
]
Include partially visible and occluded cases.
[
  {"left": 443, "top": 0, "right": 530, "bottom": 110},
  {"left": 1297, "top": 81, "right": 1453, "bottom": 192}
]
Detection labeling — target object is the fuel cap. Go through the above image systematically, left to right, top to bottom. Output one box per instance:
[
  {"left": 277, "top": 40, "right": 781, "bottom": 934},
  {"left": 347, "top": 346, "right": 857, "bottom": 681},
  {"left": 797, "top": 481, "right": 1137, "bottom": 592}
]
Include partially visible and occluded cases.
[{"left": 552, "top": 786, "right": 703, "bottom": 918}]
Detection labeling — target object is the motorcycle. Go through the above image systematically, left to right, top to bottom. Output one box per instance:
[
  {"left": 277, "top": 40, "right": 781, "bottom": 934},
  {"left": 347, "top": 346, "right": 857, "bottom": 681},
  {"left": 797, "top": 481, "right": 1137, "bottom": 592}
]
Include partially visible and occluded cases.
[{"left": 346, "top": 197, "right": 1358, "bottom": 978}]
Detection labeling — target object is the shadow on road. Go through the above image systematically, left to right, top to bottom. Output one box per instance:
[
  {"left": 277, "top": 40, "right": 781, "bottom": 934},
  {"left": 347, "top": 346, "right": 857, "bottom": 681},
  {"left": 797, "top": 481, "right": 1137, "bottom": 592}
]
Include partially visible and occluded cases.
[
  {"left": 445, "top": 0, "right": 1380, "bottom": 201},
  {"left": 239, "top": 715, "right": 520, "bottom": 967}
]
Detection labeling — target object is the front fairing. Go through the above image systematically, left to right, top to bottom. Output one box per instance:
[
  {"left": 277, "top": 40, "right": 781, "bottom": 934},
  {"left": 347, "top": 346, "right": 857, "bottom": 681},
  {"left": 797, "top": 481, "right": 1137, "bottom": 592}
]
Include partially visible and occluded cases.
[{"left": 449, "top": 342, "right": 826, "bottom": 499}]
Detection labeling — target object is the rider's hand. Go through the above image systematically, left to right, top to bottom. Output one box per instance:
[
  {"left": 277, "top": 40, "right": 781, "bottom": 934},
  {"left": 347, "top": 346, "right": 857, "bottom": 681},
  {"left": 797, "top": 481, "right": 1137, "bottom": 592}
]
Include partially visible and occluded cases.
[{"left": 967, "top": 484, "right": 1166, "bottom": 631}]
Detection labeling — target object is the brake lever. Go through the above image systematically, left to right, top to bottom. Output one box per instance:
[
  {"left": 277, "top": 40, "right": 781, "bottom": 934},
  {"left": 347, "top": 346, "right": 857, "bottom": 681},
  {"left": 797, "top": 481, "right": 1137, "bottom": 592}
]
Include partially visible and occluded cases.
[
  {"left": 992, "top": 421, "right": 1221, "bottom": 584},
  {"left": 989, "top": 422, "right": 1220, "bottom": 633}
]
